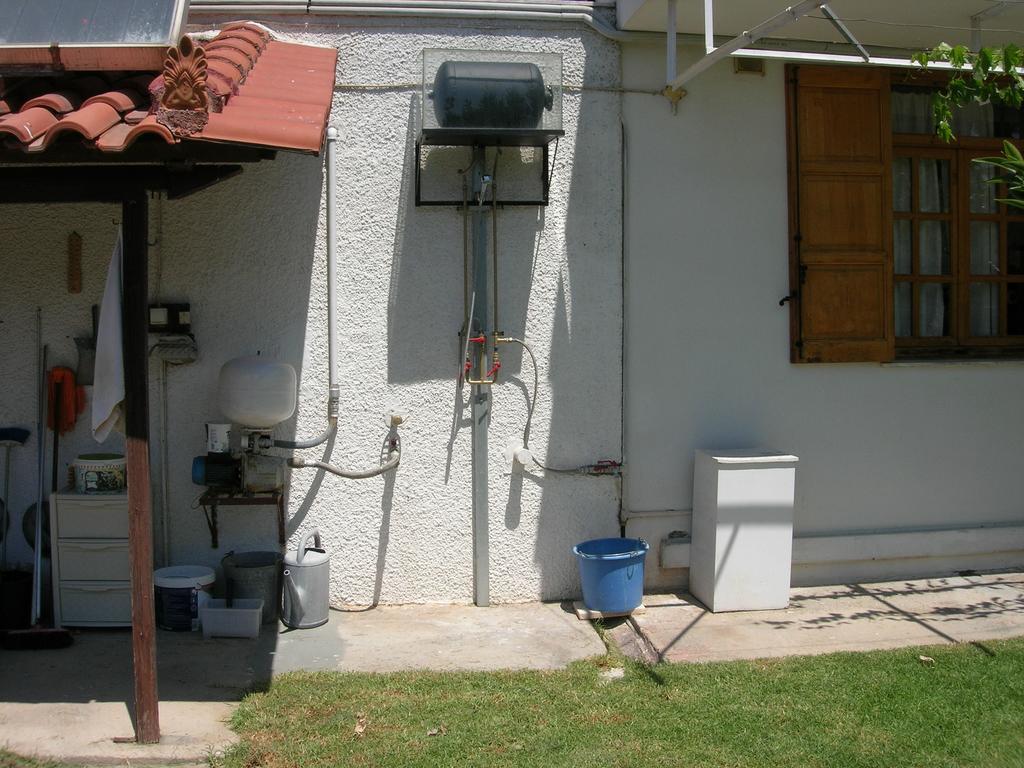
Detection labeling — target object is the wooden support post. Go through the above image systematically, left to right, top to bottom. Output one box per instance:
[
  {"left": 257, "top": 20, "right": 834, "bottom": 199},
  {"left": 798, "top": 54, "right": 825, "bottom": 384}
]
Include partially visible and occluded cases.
[{"left": 122, "top": 192, "right": 160, "bottom": 744}]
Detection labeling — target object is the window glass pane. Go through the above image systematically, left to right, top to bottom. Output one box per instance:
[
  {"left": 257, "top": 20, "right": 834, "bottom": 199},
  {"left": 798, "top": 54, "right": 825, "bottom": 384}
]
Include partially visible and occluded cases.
[
  {"left": 0, "top": 0, "right": 179, "bottom": 44},
  {"left": 49, "top": 0, "right": 104, "bottom": 41},
  {"left": 120, "top": 1, "right": 176, "bottom": 43},
  {"left": 5, "top": 2, "right": 53, "bottom": 41},
  {"left": 891, "top": 88, "right": 935, "bottom": 133},
  {"left": 952, "top": 101, "right": 995, "bottom": 138},
  {"left": 994, "top": 103, "right": 1024, "bottom": 139},
  {"left": 893, "top": 158, "right": 912, "bottom": 212},
  {"left": 918, "top": 159, "right": 950, "bottom": 212},
  {"left": 969, "top": 161, "right": 996, "bottom": 213},
  {"left": 894, "top": 220, "right": 912, "bottom": 274},
  {"left": 919, "top": 221, "right": 950, "bottom": 275},
  {"left": 970, "top": 222, "right": 1000, "bottom": 275},
  {"left": 1008, "top": 222, "right": 1024, "bottom": 275},
  {"left": 895, "top": 282, "right": 912, "bottom": 337},
  {"left": 919, "top": 283, "right": 951, "bottom": 337},
  {"left": 970, "top": 283, "right": 1000, "bottom": 337},
  {"left": 1009, "top": 284, "right": 1024, "bottom": 335}
]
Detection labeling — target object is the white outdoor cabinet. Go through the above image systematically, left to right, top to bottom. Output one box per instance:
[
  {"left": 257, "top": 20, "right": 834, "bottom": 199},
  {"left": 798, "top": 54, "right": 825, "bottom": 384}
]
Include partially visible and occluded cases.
[
  {"left": 690, "top": 450, "right": 799, "bottom": 612},
  {"left": 50, "top": 492, "right": 132, "bottom": 627}
]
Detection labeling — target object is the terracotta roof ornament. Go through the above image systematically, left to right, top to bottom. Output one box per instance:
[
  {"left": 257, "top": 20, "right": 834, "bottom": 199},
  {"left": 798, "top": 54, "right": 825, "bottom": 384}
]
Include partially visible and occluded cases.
[
  {"left": 0, "top": 22, "right": 336, "bottom": 154},
  {"left": 157, "top": 36, "right": 209, "bottom": 136}
]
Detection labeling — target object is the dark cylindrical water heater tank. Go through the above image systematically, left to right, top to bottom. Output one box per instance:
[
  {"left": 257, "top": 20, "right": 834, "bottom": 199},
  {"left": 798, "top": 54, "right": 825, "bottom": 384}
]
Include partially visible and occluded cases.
[{"left": 432, "top": 61, "right": 553, "bottom": 130}]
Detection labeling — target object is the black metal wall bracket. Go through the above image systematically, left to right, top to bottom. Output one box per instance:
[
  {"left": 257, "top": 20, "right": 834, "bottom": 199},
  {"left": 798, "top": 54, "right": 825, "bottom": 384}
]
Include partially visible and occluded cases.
[
  {"left": 415, "top": 140, "right": 556, "bottom": 207},
  {"left": 198, "top": 490, "right": 285, "bottom": 549}
]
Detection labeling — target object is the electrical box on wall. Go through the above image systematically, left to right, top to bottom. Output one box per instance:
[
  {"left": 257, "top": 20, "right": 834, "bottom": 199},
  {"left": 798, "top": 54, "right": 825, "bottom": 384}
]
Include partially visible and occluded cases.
[
  {"left": 419, "top": 49, "right": 564, "bottom": 147},
  {"left": 148, "top": 302, "right": 191, "bottom": 334}
]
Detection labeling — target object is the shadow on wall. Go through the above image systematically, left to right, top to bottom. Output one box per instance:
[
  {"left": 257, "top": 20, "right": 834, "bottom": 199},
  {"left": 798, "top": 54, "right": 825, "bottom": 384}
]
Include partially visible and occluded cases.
[
  {"left": 383, "top": 81, "right": 622, "bottom": 599},
  {"left": 532, "top": 89, "right": 623, "bottom": 599},
  {"left": 386, "top": 94, "right": 543, "bottom": 385},
  {"left": 160, "top": 152, "right": 326, "bottom": 693},
  {"left": 161, "top": 152, "right": 324, "bottom": 568}
]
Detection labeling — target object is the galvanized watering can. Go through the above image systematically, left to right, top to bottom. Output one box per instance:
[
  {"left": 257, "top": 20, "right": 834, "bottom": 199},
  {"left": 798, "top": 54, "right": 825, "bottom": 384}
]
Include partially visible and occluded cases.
[{"left": 281, "top": 529, "right": 330, "bottom": 629}]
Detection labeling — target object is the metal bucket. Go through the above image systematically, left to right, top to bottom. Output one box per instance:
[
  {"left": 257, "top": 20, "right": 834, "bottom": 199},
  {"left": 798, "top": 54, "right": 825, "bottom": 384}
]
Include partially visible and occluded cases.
[
  {"left": 282, "top": 530, "right": 330, "bottom": 629},
  {"left": 221, "top": 550, "right": 282, "bottom": 625}
]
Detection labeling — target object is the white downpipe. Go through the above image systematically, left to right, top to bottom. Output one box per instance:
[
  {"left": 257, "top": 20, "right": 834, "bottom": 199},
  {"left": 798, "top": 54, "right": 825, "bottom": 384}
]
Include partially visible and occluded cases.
[
  {"left": 665, "top": 0, "right": 677, "bottom": 85},
  {"left": 703, "top": 0, "right": 713, "bottom": 54},
  {"left": 326, "top": 125, "right": 340, "bottom": 414},
  {"left": 273, "top": 126, "right": 340, "bottom": 450},
  {"left": 282, "top": 127, "right": 401, "bottom": 478},
  {"left": 158, "top": 361, "right": 170, "bottom": 566}
]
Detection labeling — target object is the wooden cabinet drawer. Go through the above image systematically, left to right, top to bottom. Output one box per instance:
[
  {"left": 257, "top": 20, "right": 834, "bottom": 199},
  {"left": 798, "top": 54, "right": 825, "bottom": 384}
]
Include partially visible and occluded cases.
[
  {"left": 54, "top": 494, "right": 128, "bottom": 538},
  {"left": 58, "top": 539, "right": 129, "bottom": 581},
  {"left": 59, "top": 581, "right": 131, "bottom": 626}
]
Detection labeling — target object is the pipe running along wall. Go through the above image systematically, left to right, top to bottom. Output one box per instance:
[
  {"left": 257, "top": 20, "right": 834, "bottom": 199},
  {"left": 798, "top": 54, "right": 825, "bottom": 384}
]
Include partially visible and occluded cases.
[
  {"left": 188, "top": 0, "right": 645, "bottom": 42},
  {"left": 274, "top": 125, "right": 339, "bottom": 450},
  {"left": 277, "top": 126, "right": 401, "bottom": 479}
]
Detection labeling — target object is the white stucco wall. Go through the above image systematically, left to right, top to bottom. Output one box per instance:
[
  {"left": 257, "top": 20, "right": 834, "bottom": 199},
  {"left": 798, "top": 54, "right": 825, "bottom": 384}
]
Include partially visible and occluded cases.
[
  {"left": 0, "top": 16, "right": 622, "bottom": 605},
  {"left": 622, "top": 42, "right": 1024, "bottom": 585}
]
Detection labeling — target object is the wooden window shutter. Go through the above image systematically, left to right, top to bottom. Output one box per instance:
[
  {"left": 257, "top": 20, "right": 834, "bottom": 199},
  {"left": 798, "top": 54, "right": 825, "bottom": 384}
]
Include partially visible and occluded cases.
[{"left": 786, "top": 65, "right": 894, "bottom": 363}]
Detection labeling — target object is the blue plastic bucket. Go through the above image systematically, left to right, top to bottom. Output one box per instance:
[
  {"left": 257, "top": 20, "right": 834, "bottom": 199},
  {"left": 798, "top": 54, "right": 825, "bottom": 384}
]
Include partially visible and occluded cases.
[{"left": 573, "top": 537, "right": 649, "bottom": 614}]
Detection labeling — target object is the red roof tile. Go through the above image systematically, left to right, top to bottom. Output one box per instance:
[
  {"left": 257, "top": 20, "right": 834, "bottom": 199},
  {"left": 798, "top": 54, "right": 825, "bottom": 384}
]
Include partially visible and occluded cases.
[{"left": 0, "top": 22, "right": 337, "bottom": 155}]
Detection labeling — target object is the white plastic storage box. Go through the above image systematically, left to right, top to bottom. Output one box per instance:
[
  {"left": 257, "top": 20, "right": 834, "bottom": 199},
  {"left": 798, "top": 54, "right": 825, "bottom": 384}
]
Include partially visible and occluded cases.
[
  {"left": 690, "top": 450, "right": 798, "bottom": 612},
  {"left": 58, "top": 539, "right": 130, "bottom": 581},
  {"left": 59, "top": 581, "right": 132, "bottom": 625},
  {"left": 200, "top": 599, "right": 263, "bottom": 639}
]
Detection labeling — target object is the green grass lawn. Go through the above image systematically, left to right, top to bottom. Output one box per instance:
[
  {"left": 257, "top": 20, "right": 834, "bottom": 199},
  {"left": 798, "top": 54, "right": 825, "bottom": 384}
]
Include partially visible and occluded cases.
[
  {"left": 215, "top": 637, "right": 1024, "bottom": 768},
  {"left": 0, "top": 753, "right": 62, "bottom": 768}
]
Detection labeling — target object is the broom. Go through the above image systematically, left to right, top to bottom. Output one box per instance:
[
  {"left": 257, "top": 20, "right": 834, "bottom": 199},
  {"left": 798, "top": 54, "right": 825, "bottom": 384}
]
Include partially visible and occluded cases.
[{"left": 2, "top": 334, "right": 72, "bottom": 650}]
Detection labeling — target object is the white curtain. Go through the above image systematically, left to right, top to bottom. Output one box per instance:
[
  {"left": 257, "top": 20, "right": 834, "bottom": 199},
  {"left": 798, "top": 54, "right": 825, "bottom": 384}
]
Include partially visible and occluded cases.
[
  {"left": 892, "top": 89, "right": 994, "bottom": 137},
  {"left": 892, "top": 90, "right": 934, "bottom": 133},
  {"left": 892, "top": 91, "right": 999, "bottom": 338},
  {"left": 953, "top": 101, "right": 995, "bottom": 138},
  {"left": 918, "top": 159, "right": 950, "bottom": 336},
  {"left": 893, "top": 160, "right": 913, "bottom": 336},
  {"left": 969, "top": 166, "right": 999, "bottom": 337},
  {"left": 970, "top": 223, "right": 999, "bottom": 336},
  {"left": 970, "top": 283, "right": 999, "bottom": 336}
]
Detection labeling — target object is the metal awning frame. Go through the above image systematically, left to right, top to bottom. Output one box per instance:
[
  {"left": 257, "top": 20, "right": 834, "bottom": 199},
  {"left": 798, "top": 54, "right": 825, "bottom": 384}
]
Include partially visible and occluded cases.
[{"left": 661, "top": 0, "right": 1016, "bottom": 107}]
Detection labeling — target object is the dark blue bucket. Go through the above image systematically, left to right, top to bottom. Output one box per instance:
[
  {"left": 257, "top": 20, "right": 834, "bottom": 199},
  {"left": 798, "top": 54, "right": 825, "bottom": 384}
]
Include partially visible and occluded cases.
[{"left": 573, "top": 537, "right": 649, "bottom": 614}]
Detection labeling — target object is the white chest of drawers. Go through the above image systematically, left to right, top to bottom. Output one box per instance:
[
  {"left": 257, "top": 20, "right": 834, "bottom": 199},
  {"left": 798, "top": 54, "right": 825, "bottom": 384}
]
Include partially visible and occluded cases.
[{"left": 50, "top": 492, "right": 132, "bottom": 627}]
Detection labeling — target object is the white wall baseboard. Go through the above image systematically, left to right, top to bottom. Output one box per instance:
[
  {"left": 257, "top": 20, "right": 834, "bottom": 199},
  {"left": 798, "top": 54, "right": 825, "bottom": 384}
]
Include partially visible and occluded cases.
[{"left": 627, "top": 513, "right": 1024, "bottom": 590}]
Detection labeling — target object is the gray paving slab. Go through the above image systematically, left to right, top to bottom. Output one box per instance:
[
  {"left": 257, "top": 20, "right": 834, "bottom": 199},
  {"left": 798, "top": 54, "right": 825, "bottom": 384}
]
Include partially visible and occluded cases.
[
  {"left": 616, "top": 572, "right": 1024, "bottom": 664},
  {"left": 0, "top": 601, "right": 602, "bottom": 764},
  {"left": 274, "top": 601, "right": 605, "bottom": 673}
]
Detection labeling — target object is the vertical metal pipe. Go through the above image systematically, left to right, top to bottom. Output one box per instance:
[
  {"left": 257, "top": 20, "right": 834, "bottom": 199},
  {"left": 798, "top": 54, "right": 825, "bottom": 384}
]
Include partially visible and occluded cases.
[
  {"left": 666, "top": 0, "right": 677, "bottom": 85},
  {"left": 704, "top": 0, "right": 714, "bottom": 53},
  {"left": 326, "top": 127, "right": 341, "bottom": 413},
  {"left": 470, "top": 145, "right": 490, "bottom": 607}
]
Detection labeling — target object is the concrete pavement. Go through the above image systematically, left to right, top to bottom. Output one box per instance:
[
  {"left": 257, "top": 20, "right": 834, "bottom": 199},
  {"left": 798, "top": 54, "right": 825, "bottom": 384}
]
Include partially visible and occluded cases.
[
  {"left": 609, "top": 571, "right": 1024, "bottom": 664},
  {"left": 4, "top": 573, "right": 1024, "bottom": 765},
  {"left": 0, "top": 601, "right": 603, "bottom": 765}
]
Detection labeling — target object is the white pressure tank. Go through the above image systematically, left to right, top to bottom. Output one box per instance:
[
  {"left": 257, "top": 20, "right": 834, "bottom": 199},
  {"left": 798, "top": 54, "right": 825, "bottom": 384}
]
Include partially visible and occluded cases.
[{"left": 217, "top": 356, "right": 297, "bottom": 428}]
